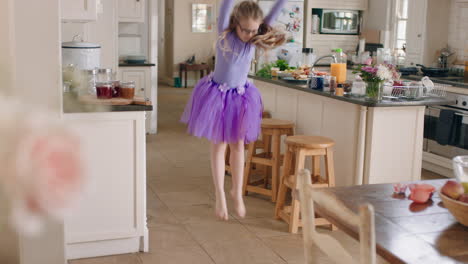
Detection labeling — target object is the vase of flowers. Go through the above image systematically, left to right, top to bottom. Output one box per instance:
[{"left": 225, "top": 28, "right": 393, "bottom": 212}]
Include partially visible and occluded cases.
[{"left": 353, "top": 64, "right": 400, "bottom": 101}]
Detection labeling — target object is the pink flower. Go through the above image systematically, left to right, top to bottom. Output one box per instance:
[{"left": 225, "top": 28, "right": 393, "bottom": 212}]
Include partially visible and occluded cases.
[
  {"left": 364, "top": 58, "right": 373, "bottom": 65},
  {"left": 362, "top": 66, "right": 378, "bottom": 74},
  {"left": 0, "top": 100, "right": 85, "bottom": 236},
  {"left": 7, "top": 126, "right": 85, "bottom": 236},
  {"left": 16, "top": 130, "right": 83, "bottom": 215}
]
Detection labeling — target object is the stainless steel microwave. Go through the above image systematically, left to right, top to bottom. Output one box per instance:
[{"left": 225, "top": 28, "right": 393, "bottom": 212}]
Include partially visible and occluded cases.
[{"left": 312, "top": 9, "right": 361, "bottom": 35}]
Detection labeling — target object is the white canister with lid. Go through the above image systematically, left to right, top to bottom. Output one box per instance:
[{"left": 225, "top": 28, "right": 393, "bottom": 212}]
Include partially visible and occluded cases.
[{"left": 62, "top": 35, "right": 101, "bottom": 70}]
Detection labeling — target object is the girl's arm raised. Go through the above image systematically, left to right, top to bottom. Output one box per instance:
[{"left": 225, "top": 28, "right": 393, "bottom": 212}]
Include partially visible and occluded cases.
[
  {"left": 217, "top": 0, "right": 235, "bottom": 34},
  {"left": 263, "top": 0, "right": 287, "bottom": 26}
]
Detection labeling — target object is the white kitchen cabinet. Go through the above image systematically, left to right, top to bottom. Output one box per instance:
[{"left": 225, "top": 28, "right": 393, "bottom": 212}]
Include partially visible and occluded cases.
[
  {"left": 62, "top": 0, "right": 98, "bottom": 22},
  {"left": 118, "top": 0, "right": 146, "bottom": 23},
  {"left": 405, "top": 0, "right": 428, "bottom": 66},
  {"left": 119, "top": 66, "right": 157, "bottom": 134},
  {"left": 121, "top": 69, "right": 148, "bottom": 98},
  {"left": 254, "top": 78, "right": 425, "bottom": 186},
  {"left": 64, "top": 111, "right": 148, "bottom": 259}
]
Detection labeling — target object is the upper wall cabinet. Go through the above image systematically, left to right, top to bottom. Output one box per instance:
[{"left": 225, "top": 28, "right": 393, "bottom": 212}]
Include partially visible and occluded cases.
[
  {"left": 62, "top": 0, "right": 98, "bottom": 22},
  {"left": 119, "top": 0, "right": 146, "bottom": 23},
  {"left": 311, "top": 0, "right": 368, "bottom": 10}
]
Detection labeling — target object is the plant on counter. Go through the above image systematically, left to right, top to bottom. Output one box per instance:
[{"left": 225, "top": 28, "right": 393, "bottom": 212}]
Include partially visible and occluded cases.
[
  {"left": 256, "top": 60, "right": 295, "bottom": 78},
  {"left": 352, "top": 64, "right": 400, "bottom": 100}
]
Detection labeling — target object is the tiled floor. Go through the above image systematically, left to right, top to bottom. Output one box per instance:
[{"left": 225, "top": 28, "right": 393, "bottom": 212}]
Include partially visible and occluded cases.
[{"left": 70, "top": 84, "right": 444, "bottom": 264}]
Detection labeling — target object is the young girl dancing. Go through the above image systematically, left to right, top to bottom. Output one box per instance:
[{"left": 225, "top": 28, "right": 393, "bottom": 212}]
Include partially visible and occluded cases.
[{"left": 181, "top": 0, "right": 287, "bottom": 220}]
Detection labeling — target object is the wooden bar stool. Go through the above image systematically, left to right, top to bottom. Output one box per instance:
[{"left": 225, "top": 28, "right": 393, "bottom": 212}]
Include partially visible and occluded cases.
[
  {"left": 225, "top": 111, "right": 272, "bottom": 175},
  {"left": 243, "top": 119, "right": 295, "bottom": 202},
  {"left": 275, "top": 135, "right": 336, "bottom": 234}
]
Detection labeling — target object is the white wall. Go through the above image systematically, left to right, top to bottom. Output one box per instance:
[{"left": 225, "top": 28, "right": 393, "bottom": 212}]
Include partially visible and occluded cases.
[
  {"left": 0, "top": 0, "right": 65, "bottom": 262},
  {"left": 62, "top": 0, "right": 118, "bottom": 71},
  {"left": 172, "top": 0, "right": 219, "bottom": 78},
  {"left": 448, "top": 0, "right": 468, "bottom": 64}
]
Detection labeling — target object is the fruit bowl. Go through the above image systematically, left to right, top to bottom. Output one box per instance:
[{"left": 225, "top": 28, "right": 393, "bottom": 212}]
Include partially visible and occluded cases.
[{"left": 439, "top": 191, "right": 468, "bottom": 227}]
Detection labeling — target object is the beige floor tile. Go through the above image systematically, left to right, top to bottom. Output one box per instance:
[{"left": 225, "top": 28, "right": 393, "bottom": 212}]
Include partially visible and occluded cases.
[
  {"left": 421, "top": 168, "right": 444, "bottom": 180},
  {"left": 148, "top": 176, "right": 208, "bottom": 194},
  {"left": 157, "top": 190, "right": 211, "bottom": 208},
  {"left": 226, "top": 194, "right": 276, "bottom": 220},
  {"left": 169, "top": 203, "right": 237, "bottom": 224},
  {"left": 147, "top": 204, "right": 179, "bottom": 226},
  {"left": 239, "top": 217, "right": 290, "bottom": 238},
  {"left": 184, "top": 221, "right": 254, "bottom": 246},
  {"left": 147, "top": 224, "right": 199, "bottom": 250},
  {"left": 261, "top": 235, "right": 310, "bottom": 263},
  {"left": 202, "top": 237, "right": 286, "bottom": 264},
  {"left": 138, "top": 247, "right": 214, "bottom": 264},
  {"left": 69, "top": 253, "right": 142, "bottom": 264}
]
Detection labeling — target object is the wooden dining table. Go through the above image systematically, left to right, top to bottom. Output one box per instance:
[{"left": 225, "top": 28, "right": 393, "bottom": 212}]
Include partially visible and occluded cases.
[{"left": 314, "top": 179, "right": 468, "bottom": 264}]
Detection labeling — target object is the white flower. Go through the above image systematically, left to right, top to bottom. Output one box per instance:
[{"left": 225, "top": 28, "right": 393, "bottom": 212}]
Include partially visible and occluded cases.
[{"left": 376, "top": 64, "right": 393, "bottom": 81}]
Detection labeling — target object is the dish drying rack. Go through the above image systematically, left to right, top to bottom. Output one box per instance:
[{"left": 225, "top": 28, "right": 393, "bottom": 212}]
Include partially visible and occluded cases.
[{"left": 381, "top": 84, "right": 448, "bottom": 100}]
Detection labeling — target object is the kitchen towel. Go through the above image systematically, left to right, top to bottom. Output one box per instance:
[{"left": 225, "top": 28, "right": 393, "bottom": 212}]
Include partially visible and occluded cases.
[{"left": 435, "top": 109, "right": 462, "bottom": 146}]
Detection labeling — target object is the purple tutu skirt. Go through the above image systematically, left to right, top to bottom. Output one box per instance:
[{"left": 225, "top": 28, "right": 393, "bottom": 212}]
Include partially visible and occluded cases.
[{"left": 181, "top": 73, "right": 263, "bottom": 144}]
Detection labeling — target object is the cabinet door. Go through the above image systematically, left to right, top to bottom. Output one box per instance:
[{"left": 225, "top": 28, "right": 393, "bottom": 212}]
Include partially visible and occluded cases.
[
  {"left": 62, "top": 0, "right": 97, "bottom": 22},
  {"left": 118, "top": 0, "right": 145, "bottom": 23},
  {"left": 405, "top": 0, "right": 427, "bottom": 66},
  {"left": 121, "top": 69, "right": 147, "bottom": 98},
  {"left": 64, "top": 113, "right": 145, "bottom": 244}
]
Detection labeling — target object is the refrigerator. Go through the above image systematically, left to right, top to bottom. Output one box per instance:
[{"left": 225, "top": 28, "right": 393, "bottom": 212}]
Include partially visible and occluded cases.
[{"left": 254, "top": 0, "right": 305, "bottom": 72}]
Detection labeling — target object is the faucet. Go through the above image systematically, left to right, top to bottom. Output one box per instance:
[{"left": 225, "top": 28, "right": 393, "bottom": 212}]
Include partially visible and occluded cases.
[
  {"left": 438, "top": 47, "right": 455, "bottom": 69},
  {"left": 311, "top": 55, "right": 337, "bottom": 68}
]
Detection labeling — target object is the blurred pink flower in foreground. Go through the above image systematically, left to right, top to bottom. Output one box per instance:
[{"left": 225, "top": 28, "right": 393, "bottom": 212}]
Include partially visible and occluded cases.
[{"left": 0, "top": 98, "right": 84, "bottom": 236}]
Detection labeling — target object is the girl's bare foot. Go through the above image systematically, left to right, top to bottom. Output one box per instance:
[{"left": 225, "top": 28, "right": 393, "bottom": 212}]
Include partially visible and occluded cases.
[
  {"left": 230, "top": 190, "right": 246, "bottom": 218},
  {"left": 215, "top": 192, "right": 229, "bottom": 221}
]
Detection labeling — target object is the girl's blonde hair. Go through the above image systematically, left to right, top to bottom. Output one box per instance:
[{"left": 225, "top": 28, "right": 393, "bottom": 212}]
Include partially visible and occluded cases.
[{"left": 219, "top": 1, "right": 286, "bottom": 53}]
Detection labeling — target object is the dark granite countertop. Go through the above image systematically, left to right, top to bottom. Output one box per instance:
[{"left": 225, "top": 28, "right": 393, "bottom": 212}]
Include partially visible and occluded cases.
[
  {"left": 119, "top": 63, "right": 156, "bottom": 67},
  {"left": 249, "top": 75, "right": 455, "bottom": 107},
  {"left": 402, "top": 75, "right": 468, "bottom": 89},
  {"left": 63, "top": 94, "right": 153, "bottom": 113}
]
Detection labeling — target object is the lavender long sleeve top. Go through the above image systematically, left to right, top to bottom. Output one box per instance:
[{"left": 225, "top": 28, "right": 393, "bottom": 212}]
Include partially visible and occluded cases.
[{"left": 212, "top": 0, "right": 287, "bottom": 88}]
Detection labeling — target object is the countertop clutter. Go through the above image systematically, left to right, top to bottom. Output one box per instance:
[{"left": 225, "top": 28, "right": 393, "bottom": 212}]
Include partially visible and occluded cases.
[
  {"left": 249, "top": 75, "right": 454, "bottom": 107},
  {"left": 63, "top": 93, "right": 152, "bottom": 113}
]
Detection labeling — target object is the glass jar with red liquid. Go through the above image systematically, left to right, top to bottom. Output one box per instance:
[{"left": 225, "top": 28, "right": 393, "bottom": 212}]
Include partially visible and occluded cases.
[{"left": 96, "top": 81, "right": 113, "bottom": 99}]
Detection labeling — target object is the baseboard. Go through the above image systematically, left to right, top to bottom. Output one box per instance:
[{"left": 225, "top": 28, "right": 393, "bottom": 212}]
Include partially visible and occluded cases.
[
  {"left": 422, "top": 152, "right": 454, "bottom": 178},
  {"left": 66, "top": 236, "right": 142, "bottom": 260}
]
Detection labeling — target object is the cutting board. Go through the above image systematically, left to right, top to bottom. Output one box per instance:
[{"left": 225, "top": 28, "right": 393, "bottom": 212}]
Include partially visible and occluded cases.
[{"left": 79, "top": 95, "right": 151, "bottom": 106}]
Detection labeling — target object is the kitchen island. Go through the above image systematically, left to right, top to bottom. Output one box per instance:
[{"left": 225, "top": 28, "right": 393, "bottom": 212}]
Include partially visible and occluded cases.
[
  {"left": 250, "top": 75, "right": 453, "bottom": 186},
  {"left": 63, "top": 101, "right": 152, "bottom": 259}
]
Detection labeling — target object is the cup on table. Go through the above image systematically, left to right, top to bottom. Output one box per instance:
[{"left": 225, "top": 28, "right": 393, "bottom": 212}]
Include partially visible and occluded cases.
[{"left": 309, "top": 76, "right": 324, "bottom": 90}]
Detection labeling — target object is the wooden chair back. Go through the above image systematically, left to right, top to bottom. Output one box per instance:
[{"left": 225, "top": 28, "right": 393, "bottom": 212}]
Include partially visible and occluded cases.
[{"left": 297, "top": 169, "right": 376, "bottom": 264}]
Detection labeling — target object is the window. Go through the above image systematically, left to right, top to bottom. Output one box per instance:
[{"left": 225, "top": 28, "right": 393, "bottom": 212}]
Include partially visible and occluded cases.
[
  {"left": 394, "top": 0, "right": 408, "bottom": 51},
  {"left": 192, "top": 4, "right": 214, "bottom": 33}
]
